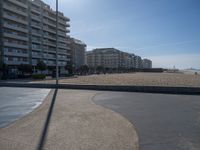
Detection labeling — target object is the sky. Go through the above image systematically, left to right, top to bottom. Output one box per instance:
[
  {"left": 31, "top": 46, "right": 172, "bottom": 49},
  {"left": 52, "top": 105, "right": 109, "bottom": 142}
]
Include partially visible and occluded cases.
[{"left": 43, "top": 0, "right": 200, "bottom": 69}]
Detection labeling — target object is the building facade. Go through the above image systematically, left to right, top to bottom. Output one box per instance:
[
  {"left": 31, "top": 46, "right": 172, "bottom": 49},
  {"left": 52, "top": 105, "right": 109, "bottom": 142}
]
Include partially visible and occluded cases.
[
  {"left": 0, "top": 0, "right": 70, "bottom": 75},
  {"left": 69, "top": 38, "right": 86, "bottom": 69},
  {"left": 86, "top": 48, "right": 144, "bottom": 69},
  {"left": 86, "top": 48, "right": 121, "bottom": 69},
  {"left": 134, "top": 55, "right": 143, "bottom": 69},
  {"left": 142, "top": 59, "right": 152, "bottom": 69}
]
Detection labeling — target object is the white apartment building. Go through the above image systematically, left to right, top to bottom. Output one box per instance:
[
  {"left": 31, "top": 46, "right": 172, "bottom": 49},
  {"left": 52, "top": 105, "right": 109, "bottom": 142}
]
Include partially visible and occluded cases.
[
  {"left": 0, "top": 0, "right": 70, "bottom": 75},
  {"left": 69, "top": 38, "right": 86, "bottom": 69},
  {"left": 86, "top": 48, "right": 141, "bottom": 69},
  {"left": 86, "top": 48, "right": 121, "bottom": 69},
  {"left": 134, "top": 55, "right": 143, "bottom": 69},
  {"left": 142, "top": 59, "right": 152, "bottom": 69}
]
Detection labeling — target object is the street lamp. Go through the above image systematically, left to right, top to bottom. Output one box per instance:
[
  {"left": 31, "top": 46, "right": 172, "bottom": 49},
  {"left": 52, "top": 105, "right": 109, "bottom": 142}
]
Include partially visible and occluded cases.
[{"left": 56, "top": 0, "right": 59, "bottom": 86}]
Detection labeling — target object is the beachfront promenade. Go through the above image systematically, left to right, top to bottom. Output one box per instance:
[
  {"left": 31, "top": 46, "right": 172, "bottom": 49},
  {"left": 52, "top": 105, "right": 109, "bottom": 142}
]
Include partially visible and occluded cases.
[
  {"left": 0, "top": 72, "right": 199, "bottom": 149},
  {"left": 0, "top": 89, "right": 138, "bottom": 150}
]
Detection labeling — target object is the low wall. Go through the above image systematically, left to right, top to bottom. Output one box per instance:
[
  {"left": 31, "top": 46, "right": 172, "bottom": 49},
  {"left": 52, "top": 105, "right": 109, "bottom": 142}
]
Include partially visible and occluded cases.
[{"left": 0, "top": 82, "right": 200, "bottom": 95}]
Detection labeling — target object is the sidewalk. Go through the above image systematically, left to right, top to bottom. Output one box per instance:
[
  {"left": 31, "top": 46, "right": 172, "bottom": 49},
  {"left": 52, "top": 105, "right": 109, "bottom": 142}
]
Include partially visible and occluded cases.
[{"left": 0, "top": 89, "right": 138, "bottom": 150}]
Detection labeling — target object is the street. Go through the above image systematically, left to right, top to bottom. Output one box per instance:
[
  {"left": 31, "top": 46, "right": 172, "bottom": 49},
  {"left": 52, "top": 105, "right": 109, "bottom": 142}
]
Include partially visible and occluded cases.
[{"left": 93, "top": 92, "right": 200, "bottom": 150}]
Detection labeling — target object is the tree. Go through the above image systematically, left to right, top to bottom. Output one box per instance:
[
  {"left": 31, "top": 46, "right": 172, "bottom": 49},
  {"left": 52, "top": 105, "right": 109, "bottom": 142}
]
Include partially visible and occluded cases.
[
  {"left": 36, "top": 60, "right": 47, "bottom": 72},
  {"left": 0, "top": 63, "right": 8, "bottom": 79},
  {"left": 0, "top": 63, "right": 4, "bottom": 72},
  {"left": 65, "top": 63, "right": 75, "bottom": 75},
  {"left": 18, "top": 64, "right": 33, "bottom": 75},
  {"left": 79, "top": 65, "right": 89, "bottom": 75},
  {"left": 96, "top": 66, "right": 104, "bottom": 74},
  {"left": 89, "top": 67, "right": 95, "bottom": 74},
  {"left": 105, "top": 67, "right": 110, "bottom": 73}
]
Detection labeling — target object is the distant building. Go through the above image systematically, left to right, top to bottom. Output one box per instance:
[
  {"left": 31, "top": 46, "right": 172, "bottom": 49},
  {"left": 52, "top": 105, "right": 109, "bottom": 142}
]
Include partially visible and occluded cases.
[
  {"left": 0, "top": 0, "right": 70, "bottom": 75},
  {"left": 69, "top": 38, "right": 86, "bottom": 69},
  {"left": 86, "top": 48, "right": 145, "bottom": 69},
  {"left": 86, "top": 48, "right": 120, "bottom": 69},
  {"left": 130, "top": 54, "right": 136, "bottom": 68},
  {"left": 134, "top": 55, "right": 142, "bottom": 68},
  {"left": 142, "top": 59, "right": 152, "bottom": 69}
]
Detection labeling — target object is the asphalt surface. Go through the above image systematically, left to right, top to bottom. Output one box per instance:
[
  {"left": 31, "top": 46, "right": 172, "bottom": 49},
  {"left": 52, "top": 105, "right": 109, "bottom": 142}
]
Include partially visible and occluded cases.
[
  {"left": 0, "top": 87, "right": 50, "bottom": 128},
  {"left": 93, "top": 92, "right": 200, "bottom": 150}
]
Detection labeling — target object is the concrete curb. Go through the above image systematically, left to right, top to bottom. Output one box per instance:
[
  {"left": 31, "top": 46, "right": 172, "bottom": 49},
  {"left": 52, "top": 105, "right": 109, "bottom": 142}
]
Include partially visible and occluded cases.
[{"left": 0, "top": 82, "right": 200, "bottom": 95}]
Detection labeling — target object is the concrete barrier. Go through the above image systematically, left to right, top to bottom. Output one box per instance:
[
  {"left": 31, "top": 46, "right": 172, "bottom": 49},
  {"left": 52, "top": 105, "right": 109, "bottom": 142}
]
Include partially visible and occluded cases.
[{"left": 0, "top": 82, "right": 200, "bottom": 95}]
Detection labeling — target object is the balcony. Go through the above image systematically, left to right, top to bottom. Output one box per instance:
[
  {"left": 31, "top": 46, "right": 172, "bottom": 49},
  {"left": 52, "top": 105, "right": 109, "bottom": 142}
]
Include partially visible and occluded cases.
[
  {"left": 7, "top": 0, "right": 28, "bottom": 9},
  {"left": 31, "top": 0, "right": 41, "bottom": 8},
  {"left": 3, "top": 4, "right": 28, "bottom": 17},
  {"left": 31, "top": 8, "right": 41, "bottom": 15},
  {"left": 43, "top": 13, "right": 56, "bottom": 22},
  {"left": 3, "top": 14, "right": 28, "bottom": 25},
  {"left": 31, "top": 15, "right": 41, "bottom": 22},
  {"left": 58, "top": 19, "right": 67, "bottom": 26},
  {"left": 44, "top": 20, "right": 56, "bottom": 28},
  {"left": 3, "top": 23, "right": 28, "bottom": 33},
  {"left": 31, "top": 23, "right": 42, "bottom": 29},
  {"left": 66, "top": 23, "right": 70, "bottom": 27},
  {"left": 43, "top": 27, "right": 56, "bottom": 34},
  {"left": 58, "top": 27, "right": 67, "bottom": 33},
  {"left": 66, "top": 29, "right": 70, "bottom": 33},
  {"left": 31, "top": 31, "right": 42, "bottom": 37},
  {"left": 58, "top": 32, "right": 67, "bottom": 37},
  {"left": 3, "top": 33, "right": 28, "bottom": 41},
  {"left": 44, "top": 35, "right": 56, "bottom": 41},
  {"left": 58, "top": 38, "right": 67, "bottom": 43},
  {"left": 31, "top": 39, "right": 41, "bottom": 44},
  {"left": 43, "top": 41, "right": 56, "bottom": 47},
  {"left": 4, "top": 42, "right": 28, "bottom": 49},
  {"left": 58, "top": 44, "right": 68, "bottom": 49},
  {"left": 61, "top": 45, "right": 70, "bottom": 50},
  {"left": 32, "top": 46, "right": 42, "bottom": 51},
  {"left": 47, "top": 49, "right": 56, "bottom": 54},
  {"left": 58, "top": 50, "right": 67, "bottom": 55},
  {"left": 4, "top": 51, "right": 29, "bottom": 57},
  {"left": 32, "top": 54, "right": 42, "bottom": 59},
  {"left": 47, "top": 56, "right": 56, "bottom": 60},
  {"left": 58, "top": 57, "right": 67, "bottom": 61},
  {"left": 4, "top": 60, "right": 29, "bottom": 65},
  {"left": 47, "top": 61, "right": 56, "bottom": 66},
  {"left": 58, "top": 61, "right": 67, "bottom": 66}
]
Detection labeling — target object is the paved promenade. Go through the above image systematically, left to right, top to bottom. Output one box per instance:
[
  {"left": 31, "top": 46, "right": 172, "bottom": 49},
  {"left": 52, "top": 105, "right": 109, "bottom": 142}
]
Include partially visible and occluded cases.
[
  {"left": 0, "top": 89, "right": 138, "bottom": 150},
  {"left": 93, "top": 92, "right": 200, "bottom": 150}
]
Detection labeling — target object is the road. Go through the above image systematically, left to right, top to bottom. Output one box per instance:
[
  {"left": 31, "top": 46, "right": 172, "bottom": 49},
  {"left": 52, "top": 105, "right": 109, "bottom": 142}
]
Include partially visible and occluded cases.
[
  {"left": 0, "top": 87, "right": 50, "bottom": 128},
  {"left": 93, "top": 92, "right": 200, "bottom": 150}
]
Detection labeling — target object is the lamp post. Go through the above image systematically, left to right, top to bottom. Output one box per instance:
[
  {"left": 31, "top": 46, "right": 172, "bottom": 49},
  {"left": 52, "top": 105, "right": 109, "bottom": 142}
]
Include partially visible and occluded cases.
[{"left": 56, "top": 0, "right": 59, "bottom": 86}]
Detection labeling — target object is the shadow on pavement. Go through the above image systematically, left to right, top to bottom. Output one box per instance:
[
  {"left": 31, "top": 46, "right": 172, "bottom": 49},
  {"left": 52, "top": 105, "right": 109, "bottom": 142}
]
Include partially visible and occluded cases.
[{"left": 37, "top": 88, "right": 58, "bottom": 150}]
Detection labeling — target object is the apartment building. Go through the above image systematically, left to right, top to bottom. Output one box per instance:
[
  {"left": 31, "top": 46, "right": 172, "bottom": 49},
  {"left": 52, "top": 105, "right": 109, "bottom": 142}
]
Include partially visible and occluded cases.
[
  {"left": 0, "top": 0, "right": 70, "bottom": 75},
  {"left": 0, "top": 0, "right": 29, "bottom": 73},
  {"left": 69, "top": 38, "right": 86, "bottom": 69},
  {"left": 86, "top": 48, "right": 138, "bottom": 69},
  {"left": 86, "top": 48, "right": 121, "bottom": 69},
  {"left": 86, "top": 48, "right": 150, "bottom": 70},
  {"left": 119, "top": 52, "right": 133, "bottom": 69},
  {"left": 130, "top": 54, "right": 136, "bottom": 68},
  {"left": 134, "top": 55, "right": 143, "bottom": 69},
  {"left": 142, "top": 59, "right": 152, "bottom": 69}
]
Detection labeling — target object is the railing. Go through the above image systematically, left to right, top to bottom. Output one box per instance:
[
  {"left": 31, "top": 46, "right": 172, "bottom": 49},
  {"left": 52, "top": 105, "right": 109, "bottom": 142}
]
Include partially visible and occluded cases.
[
  {"left": 3, "top": 4, "right": 28, "bottom": 17},
  {"left": 3, "top": 23, "right": 28, "bottom": 33}
]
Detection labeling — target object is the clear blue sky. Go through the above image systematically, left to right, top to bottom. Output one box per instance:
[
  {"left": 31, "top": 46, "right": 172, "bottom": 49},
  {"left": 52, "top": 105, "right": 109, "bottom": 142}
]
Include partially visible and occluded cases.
[{"left": 43, "top": 0, "right": 200, "bottom": 69}]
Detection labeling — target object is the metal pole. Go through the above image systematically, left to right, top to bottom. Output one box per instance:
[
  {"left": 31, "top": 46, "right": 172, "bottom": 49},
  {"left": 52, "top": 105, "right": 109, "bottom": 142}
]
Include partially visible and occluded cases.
[{"left": 56, "top": 0, "right": 59, "bottom": 85}]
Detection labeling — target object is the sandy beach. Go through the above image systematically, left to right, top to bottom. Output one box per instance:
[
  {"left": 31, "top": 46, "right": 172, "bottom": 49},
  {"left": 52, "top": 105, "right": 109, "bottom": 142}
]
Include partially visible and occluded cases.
[{"left": 35, "top": 72, "right": 200, "bottom": 87}]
